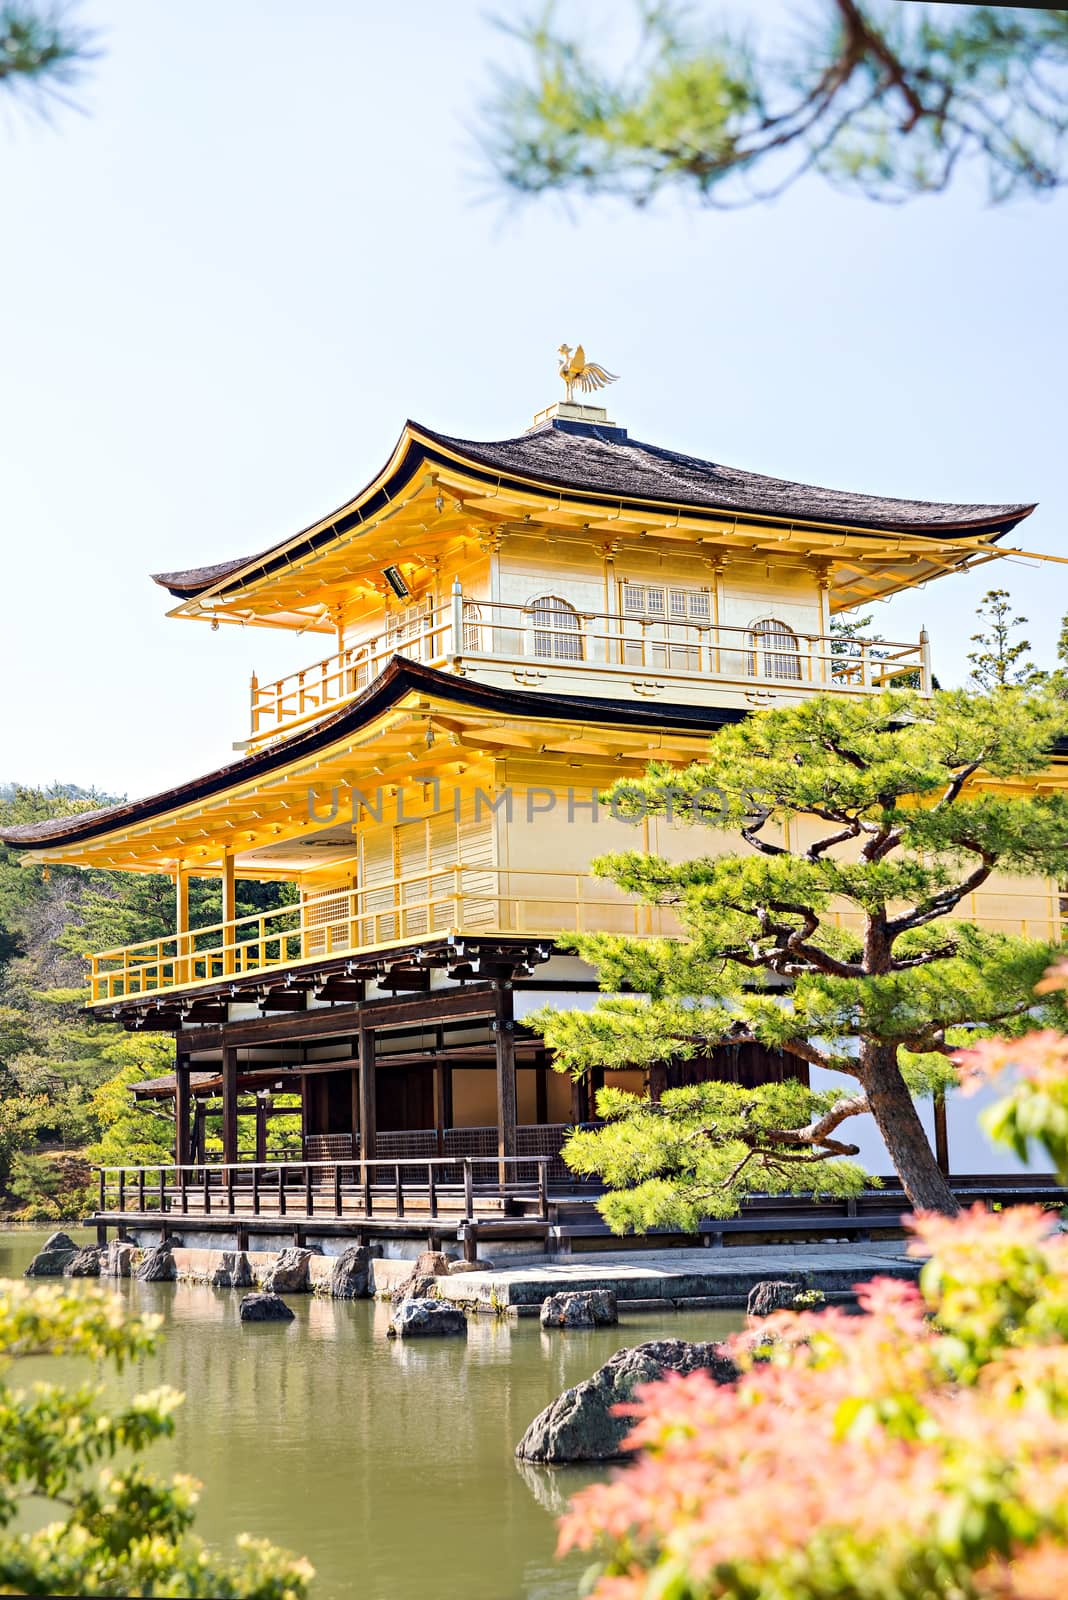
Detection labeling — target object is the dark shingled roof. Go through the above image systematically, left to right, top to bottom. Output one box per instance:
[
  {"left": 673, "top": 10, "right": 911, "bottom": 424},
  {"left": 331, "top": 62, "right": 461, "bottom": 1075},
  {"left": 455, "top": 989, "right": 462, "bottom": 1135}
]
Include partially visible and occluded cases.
[
  {"left": 151, "top": 417, "right": 1036, "bottom": 599},
  {"left": 430, "top": 420, "right": 1033, "bottom": 534},
  {"left": 152, "top": 552, "right": 273, "bottom": 597},
  {"left": 6, "top": 651, "right": 1065, "bottom": 856},
  {"left": 0, "top": 657, "right": 749, "bottom": 851}
]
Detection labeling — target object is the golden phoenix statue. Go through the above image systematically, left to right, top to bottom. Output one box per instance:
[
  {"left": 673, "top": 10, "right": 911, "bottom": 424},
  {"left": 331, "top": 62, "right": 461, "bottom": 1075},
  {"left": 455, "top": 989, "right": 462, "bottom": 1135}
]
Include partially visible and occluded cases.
[{"left": 557, "top": 344, "right": 619, "bottom": 404}]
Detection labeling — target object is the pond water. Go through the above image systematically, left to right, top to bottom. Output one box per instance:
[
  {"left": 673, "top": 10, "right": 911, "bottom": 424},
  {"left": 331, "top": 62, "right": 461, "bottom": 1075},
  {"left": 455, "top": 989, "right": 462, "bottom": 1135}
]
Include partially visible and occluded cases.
[{"left": 1, "top": 1230, "right": 742, "bottom": 1600}]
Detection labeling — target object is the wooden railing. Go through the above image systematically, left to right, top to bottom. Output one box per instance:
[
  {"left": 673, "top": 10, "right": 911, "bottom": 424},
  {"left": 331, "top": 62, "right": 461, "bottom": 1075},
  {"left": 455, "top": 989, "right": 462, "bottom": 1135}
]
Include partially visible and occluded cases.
[
  {"left": 246, "top": 583, "right": 932, "bottom": 741},
  {"left": 456, "top": 593, "right": 931, "bottom": 693},
  {"left": 249, "top": 611, "right": 451, "bottom": 743},
  {"left": 87, "top": 869, "right": 675, "bottom": 1003},
  {"left": 87, "top": 869, "right": 1062, "bottom": 1006},
  {"left": 96, "top": 1156, "right": 552, "bottom": 1222}
]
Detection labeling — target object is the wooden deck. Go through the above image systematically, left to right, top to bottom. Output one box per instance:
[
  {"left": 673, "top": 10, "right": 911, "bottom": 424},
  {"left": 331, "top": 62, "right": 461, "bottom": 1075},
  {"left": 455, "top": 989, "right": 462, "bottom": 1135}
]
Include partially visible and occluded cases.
[{"left": 91, "top": 1161, "right": 1068, "bottom": 1259}]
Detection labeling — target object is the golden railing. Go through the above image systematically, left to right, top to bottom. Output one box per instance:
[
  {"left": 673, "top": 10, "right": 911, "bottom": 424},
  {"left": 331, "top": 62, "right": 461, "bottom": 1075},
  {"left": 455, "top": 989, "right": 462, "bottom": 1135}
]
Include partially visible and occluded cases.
[
  {"left": 246, "top": 584, "right": 932, "bottom": 743},
  {"left": 458, "top": 594, "right": 930, "bottom": 690},
  {"left": 249, "top": 612, "right": 451, "bottom": 744},
  {"left": 86, "top": 869, "right": 676, "bottom": 1004},
  {"left": 87, "top": 869, "right": 1061, "bottom": 1006}
]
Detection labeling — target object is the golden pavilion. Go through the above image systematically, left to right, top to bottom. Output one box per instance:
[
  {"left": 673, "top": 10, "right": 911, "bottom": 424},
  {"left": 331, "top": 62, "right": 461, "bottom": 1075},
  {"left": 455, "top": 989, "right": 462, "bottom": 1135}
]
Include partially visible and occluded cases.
[{"left": 3, "top": 355, "right": 1063, "bottom": 1254}]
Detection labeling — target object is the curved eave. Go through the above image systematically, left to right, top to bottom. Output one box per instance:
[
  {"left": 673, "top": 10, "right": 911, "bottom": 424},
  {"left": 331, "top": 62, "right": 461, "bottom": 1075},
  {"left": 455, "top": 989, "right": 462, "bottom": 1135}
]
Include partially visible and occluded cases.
[
  {"left": 152, "top": 420, "right": 1036, "bottom": 606},
  {"left": 0, "top": 658, "right": 746, "bottom": 857}
]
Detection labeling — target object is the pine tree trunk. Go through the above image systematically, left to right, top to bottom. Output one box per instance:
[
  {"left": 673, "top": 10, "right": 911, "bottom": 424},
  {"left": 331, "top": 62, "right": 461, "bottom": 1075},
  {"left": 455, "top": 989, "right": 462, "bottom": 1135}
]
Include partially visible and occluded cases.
[{"left": 862, "top": 1044, "right": 960, "bottom": 1215}]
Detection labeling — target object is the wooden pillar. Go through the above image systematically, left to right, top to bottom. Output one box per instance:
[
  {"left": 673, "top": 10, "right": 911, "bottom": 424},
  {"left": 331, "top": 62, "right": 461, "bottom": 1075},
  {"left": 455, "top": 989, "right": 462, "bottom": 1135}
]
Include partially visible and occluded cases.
[
  {"left": 221, "top": 852, "right": 236, "bottom": 975},
  {"left": 493, "top": 980, "right": 517, "bottom": 1182},
  {"left": 358, "top": 1017, "right": 377, "bottom": 1160},
  {"left": 431, "top": 1026, "right": 446, "bottom": 1154},
  {"left": 221, "top": 1047, "right": 239, "bottom": 1165},
  {"left": 175, "top": 1052, "right": 191, "bottom": 1167},
  {"left": 535, "top": 1052, "right": 548, "bottom": 1125},
  {"left": 649, "top": 1062, "right": 668, "bottom": 1103},
  {"left": 350, "top": 1065, "right": 361, "bottom": 1156},
  {"left": 570, "top": 1071, "right": 589, "bottom": 1126},
  {"left": 933, "top": 1090, "right": 950, "bottom": 1177},
  {"left": 255, "top": 1095, "right": 268, "bottom": 1164},
  {"left": 191, "top": 1102, "right": 205, "bottom": 1164}
]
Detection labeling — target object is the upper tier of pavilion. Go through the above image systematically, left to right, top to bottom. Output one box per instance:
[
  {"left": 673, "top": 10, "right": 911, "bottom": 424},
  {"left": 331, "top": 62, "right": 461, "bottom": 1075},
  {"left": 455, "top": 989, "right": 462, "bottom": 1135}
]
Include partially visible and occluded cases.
[{"left": 150, "top": 408, "right": 1037, "bottom": 631}]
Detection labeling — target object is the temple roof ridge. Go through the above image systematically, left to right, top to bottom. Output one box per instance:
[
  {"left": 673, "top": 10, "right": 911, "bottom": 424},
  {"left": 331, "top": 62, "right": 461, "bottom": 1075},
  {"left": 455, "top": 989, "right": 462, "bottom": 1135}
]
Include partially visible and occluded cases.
[{"left": 149, "top": 415, "right": 1037, "bottom": 603}]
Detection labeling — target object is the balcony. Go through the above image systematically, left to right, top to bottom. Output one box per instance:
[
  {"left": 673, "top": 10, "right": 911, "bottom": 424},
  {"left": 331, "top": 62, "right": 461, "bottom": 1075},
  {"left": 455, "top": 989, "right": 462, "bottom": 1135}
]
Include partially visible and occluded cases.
[
  {"left": 245, "top": 584, "right": 932, "bottom": 745},
  {"left": 87, "top": 869, "right": 677, "bottom": 1005},
  {"left": 87, "top": 871, "right": 1059, "bottom": 1008}
]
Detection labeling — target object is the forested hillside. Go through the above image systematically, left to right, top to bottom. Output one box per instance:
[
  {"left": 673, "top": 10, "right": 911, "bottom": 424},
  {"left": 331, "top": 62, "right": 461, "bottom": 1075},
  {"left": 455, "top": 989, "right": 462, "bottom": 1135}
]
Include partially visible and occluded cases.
[{"left": 0, "top": 785, "right": 294, "bottom": 1218}]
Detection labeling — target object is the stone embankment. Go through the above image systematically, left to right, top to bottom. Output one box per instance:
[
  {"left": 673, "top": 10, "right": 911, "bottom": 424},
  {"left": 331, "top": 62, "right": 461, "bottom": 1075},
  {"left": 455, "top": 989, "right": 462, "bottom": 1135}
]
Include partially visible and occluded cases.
[
  {"left": 23, "top": 1233, "right": 377, "bottom": 1300},
  {"left": 24, "top": 1235, "right": 920, "bottom": 1316}
]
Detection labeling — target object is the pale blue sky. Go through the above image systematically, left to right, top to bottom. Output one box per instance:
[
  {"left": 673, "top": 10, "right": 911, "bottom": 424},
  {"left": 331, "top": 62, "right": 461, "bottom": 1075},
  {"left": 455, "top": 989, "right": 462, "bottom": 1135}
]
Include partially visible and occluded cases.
[{"left": 2, "top": 0, "right": 1065, "bottom": 799}]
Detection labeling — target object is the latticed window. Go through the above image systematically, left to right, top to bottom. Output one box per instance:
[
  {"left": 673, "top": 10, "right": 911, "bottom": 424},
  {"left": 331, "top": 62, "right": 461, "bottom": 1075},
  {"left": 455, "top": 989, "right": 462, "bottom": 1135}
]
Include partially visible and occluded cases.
[
  {"left": 621, "top": 583, "right": 711, "bottom": 623},
  {"left": 527, "top": 595, "right": 583, "bottom": 660},
  {"left": 386, "top": 598, "right": 433, "bottom": 654},
  {"left": 461, "top": 600, "right": 483, "bottom": 653},
  {"left": 746, "top": 617, "right": 802, "bottom": 681},
  {"left": 303, "top": 885, "right": 352, "bottom": 955}
]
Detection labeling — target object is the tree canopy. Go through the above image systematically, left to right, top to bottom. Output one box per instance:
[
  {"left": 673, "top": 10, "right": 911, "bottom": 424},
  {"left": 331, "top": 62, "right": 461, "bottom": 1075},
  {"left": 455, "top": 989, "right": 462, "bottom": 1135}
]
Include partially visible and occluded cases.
[
  {"left": 484, "top": 1, "right": 1068, "bottom": 209},
  {"left": 968, "top": 587, "right": 1045, "bottom": 692},
  {"left": 534, "top": 686, "right": 1068, "bottom": 1224},
  {"left": 0, "top": 784, "right": 298, "bottom": 1219},
  {"left": 558, "top": 962, "right": 1068, "bottom": 1600},
  {"left": 0, "top": 1279, "right": 312, "bottom": 1597}
]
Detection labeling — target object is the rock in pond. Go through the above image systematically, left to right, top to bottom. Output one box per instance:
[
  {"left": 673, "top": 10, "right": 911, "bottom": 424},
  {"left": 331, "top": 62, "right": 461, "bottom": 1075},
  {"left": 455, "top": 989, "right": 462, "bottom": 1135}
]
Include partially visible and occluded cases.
[
  {"left": 24, "top": 1231, "right": 79, "bottom": 1277},
  {"left": 136, "top": 1239, "right": 180, "bottom": 1282},
  {"left": 100, "top": 1240, "right": 136, "bottom": 1279},
  {"left": 319, "top": 1245, "right": 373, "bottom": 1300},
  {"left": 63, "top": 1246, "right": 103, "bottom": 1278},
  {"left": 260, "top": 1246, "right": 316, "bottom": 1293},
  {"left": 390, "top": 1250, "right": 452, "bottom": 1304},
  {"left": 211, "top": 1251, "right": 254, "bottom": 1289},
  {"left": 389, "top": 1272, "right": 441, "bottom": 1306},
  {"left": 747, "top": 1279, "right": 803, "bottom": 1318},
  {"left": 540, "top": 1289, "right": 618, "bottom": 1329},
  {"left": 239, "top": 1292, "right": 295, "bottom": 1324},
  {"left": 387, "top": 1298, "right": 467, "bottom": 1339},
  {"left": 516, "top": 1339, "right": 738, "bottom": 1464}
]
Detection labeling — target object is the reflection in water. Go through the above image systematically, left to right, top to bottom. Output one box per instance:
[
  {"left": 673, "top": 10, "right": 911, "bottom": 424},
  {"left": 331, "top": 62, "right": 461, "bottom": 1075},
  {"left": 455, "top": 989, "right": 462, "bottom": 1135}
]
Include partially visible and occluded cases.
[
  {"left": 0, "top": 1230, "right": 741, "bottom": 1600},
  {"left": 514, "top": 1458, "right": 605, "bottom": 1521}
]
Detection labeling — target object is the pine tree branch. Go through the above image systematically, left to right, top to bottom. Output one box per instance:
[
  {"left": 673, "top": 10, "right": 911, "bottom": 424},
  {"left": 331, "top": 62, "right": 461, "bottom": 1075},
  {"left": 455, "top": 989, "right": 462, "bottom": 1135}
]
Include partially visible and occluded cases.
[
  {"left": 935, "top": 760, "right": 984, "bottom": 811},
  {"left": 887, "top": 851, "right": 995, "bottom": 936},
  {"left": 768, "top": 1091, "right": 870, "bottom": 1150}
]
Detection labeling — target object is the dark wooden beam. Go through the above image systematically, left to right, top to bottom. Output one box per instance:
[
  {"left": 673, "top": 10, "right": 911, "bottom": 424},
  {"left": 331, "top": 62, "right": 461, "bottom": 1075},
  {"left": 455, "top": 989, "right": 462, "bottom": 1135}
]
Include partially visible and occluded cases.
[
  {"left": 374, "top": 967, "right": 431, "bottom": 993},
  {"left": 493, "top": 980, "right": 517, "bottom": 1180},
  {"left": 172, "top": 982, "right": 503, "bottom": 1053},
  {"left": 259, "top": 992, "right": 311, "bottom": 1012},
  {"left": 358, "top": 1017, "right": 377, "bottom": 1161},
  {"left": 432, "top": 1026, "right": 446, "bottom": 1155},
  {"left": 221, "top": 1047, "right": 238, "bottom": 1164},
  {"left": 535, "top": 1052, "right": 548, "bottom": 1124},
  {"left": 175, "top": 1053, "right": 191, "bottom": 1166},
  {"left": 933, "top": 1090, "right": 950, "bottom": 1176}
]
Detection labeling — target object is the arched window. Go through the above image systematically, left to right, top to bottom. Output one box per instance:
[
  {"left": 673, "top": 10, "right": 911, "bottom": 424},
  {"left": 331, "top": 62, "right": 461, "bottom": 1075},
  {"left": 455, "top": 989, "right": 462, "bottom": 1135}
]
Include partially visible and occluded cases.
[
  {"left": 527, "top": 595, "right": 583, "bottom": 661},
  {"left": 746, "top": 617, "right": 802, "bottom": 681}
]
